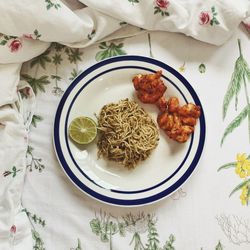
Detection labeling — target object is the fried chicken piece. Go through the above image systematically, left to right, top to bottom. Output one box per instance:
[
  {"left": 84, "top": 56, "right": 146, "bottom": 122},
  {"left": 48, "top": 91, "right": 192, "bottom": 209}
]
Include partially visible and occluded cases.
[
  {"left": 132, "top": 70, "right": 201, "bottom": 143},
  {"left": 132, "top": 71, "right": 167, "bottom": 104},
  {"left": 156, "top": 96, "right": 167, "bottom": 112},
  {"left": 167, "top": 96, "right": 179, "bottom": 113},
  {"left": 157, "top": 97, "right": 200, "bottom": 143},
  {"left": 178, "top": 103, "right": 201, "bottom": 118},
  {"left": 158, "top": 111, "right": 196, "bottom": 143},
  {"left": 157, "top": 112, "right": 174, "bottom": 130},
  {"left": 181, "top": 117, "right": 197, "bottom": 126},
  {"left": 172, "top": 132, "right": 191, "bottom": 143}
]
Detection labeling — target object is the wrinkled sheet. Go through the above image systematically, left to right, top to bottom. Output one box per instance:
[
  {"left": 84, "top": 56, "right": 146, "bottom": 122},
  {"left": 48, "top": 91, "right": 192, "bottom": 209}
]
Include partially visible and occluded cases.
[{"left": 0, "top": 1, "right": 250, "bottom": 249}]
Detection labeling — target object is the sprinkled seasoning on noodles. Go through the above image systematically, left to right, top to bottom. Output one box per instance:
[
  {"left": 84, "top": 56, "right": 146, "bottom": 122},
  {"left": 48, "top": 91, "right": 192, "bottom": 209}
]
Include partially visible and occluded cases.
[{"left": 97, "top": 99, "right": 159, "bottom": 169}]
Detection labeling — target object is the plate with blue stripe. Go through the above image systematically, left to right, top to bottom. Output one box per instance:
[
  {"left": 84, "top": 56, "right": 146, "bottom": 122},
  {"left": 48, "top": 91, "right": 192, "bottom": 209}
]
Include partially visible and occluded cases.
[{"left": 53, "top": 55, "right": 206, "bottom": 206}]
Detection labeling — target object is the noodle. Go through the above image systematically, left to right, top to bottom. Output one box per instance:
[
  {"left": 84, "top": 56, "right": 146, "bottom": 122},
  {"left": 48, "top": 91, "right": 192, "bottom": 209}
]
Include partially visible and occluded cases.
[{"left": 97, "top": 99, "right": 159, "bottom": 168}]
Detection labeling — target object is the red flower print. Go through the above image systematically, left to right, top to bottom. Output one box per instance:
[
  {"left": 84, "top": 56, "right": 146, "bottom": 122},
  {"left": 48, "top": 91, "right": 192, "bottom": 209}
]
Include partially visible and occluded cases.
[
  {"left": 155, "top": 0, "right": 169, "bottom": 9},
  {"left": 199, "top": 11, "right": 210, "bottom": 25},
  {"left": 9, "top": 39, "right": 22, "bottom": 52},
  {"left": 10, "top": 225, "right": 16, "bottom": 234}
]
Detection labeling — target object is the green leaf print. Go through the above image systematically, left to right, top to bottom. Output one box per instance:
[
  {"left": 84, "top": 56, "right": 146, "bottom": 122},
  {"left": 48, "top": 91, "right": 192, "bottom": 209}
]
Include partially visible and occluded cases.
[
  {"left": 45, "top": 0, "right": 61, "bottom": 10},
  {"left": 128, "top": 0, "right": 139, "bottom": 4},
  {"left": 153, "top": 1, "right": 170, "bottom": 17},
  {"left": 154, "top": 6, "right": 169, "bottom": 16},
  {"left": 210, "top": 6, "right": 220, "bottom": 26},
  {"left": 33, "top": 29, "right": 42, "bottom": 39},
  {"left": 87, "top": 29, "right": 96, "bottom": 40},
  {"left": 0, "top": 34, "right": 17, "bottom": 46},
  {"left": 222, "top": 39, "right": 250, "bottom": 144},
  {"left": 0, "top": 40, "right": 7, "bottom": 45},
  {"left": 218, "top": 40, "right": 250, "bottom": 206},
  {"left": 53, "top": 42, "right": 66, "bottom": 52},
  {"left": 95, "top": 42, "right": 126, "bottom": 61},
  {"left": 66, "top": 48, "right": 83, "bottom": 83},
  {"left": 67, "top": 48, "right": 83, "bottom": 64},
  {"left": 31, "top": 50, "right": 51, "bottom": 70},
  {"left": 51, "top": 52, "right": 64, "bottom": 96},
  {"left": 52, "top": 53, "right": 63, "bottom": 65},
  {"left": 223, "top": 57, "right": 245, "bottom": 118},
  {"left": 198, "top": 63, "right": 206, "bottom": 73},
  {"left": 69, "top": 68, "right": 80, "bottom": 81},
  {"left": 21, "top": 74, "right": 50, "bottom": 95},
  {"left": 51, "top": 75, "right": 61, "bottom": 81},
  {"left": 221, "top": 105, "right": 249, "bottom": 145},
  {"left": 31, "top": 114, "right": 43, "bottom": 128},
  {"left": 26, "top": 146, "right": 45, "bottom": 172},
  {"left": 217, "top": 153, "right": 250, "bottom": 205},
  {"left": 217, "top": 154, "right": 250, "bottom": 172},
  {"left": 217, "top": 161, "right": 236, "bottom": 172},
  {"left": 3, "top": 166, "right": 21, "bottom": 178},
  {"left": 12, "top": 166, "right": 17, "bottom": 177},
  {"left": 229, "top": 179, "right": 250, "bottom": 197},
  {"left": 23, "top": 208, "right": 46, "bottom": 250},
  {"left": 25, "top": 209, "right": 46, "bottom": 227},
  {"left": 90, "top": 211, "right": 176, "bottom": 250},
  {"left": 32, "top": 214, "right": 46, "bottom": 227},
  {"left": 90, "top": 214, "right": 118, "bottom": 249},
  {"left": 146, "top": 217, "right": 160, "bottom": 250},
  {"left": 90, "top": 218, "right": 102, "bottom": 236},
  {"left": 118, "top": 222, "right": 126, "bottom": 237},
  {"left": 32, "top": 229, "right": 45, "bottom": 250},
  {"left": 129, "top": 232, "right": 145, "bottom": 250},
  {"left": 101, "top": 233, "right": 109, "bottom": 243},
  {"left": 163, "top": 234, "right": 175, "bottom": 250},
  {"left": 70, "top": 239, "right": 82, "bottom": 250},
  {"left": 76, "top": 239, "right": 82, "bottom": 250},
  {"left": 215, "top": 241, "right": 223, "bottom": 250}
]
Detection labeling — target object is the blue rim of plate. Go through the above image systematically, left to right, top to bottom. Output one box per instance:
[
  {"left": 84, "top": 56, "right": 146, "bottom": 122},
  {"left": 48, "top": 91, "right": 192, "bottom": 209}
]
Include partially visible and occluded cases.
[{"left": 53, "top": 55, "right": 206, "bottom": 206}]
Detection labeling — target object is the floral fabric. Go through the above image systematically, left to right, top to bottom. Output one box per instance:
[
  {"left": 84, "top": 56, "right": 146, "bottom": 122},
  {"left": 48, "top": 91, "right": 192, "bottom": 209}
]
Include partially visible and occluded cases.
[{"left": 0, "top": 1, "right": 250, "bottom": 250}]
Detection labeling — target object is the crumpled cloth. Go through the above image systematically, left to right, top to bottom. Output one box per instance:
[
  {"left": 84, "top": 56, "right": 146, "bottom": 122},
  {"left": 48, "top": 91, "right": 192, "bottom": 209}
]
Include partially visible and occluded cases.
[{"left": 0, "top": 0, "right": 249, "bottom": 249}]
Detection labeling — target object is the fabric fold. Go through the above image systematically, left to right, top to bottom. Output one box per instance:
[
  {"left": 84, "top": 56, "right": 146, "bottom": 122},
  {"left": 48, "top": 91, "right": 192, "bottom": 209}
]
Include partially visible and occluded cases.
[
  {"left": 0, "top": 0, "right": 249, "bottom": 249},
  {"left": 79, "top": 0, "right": 250, "bottom": 45}
]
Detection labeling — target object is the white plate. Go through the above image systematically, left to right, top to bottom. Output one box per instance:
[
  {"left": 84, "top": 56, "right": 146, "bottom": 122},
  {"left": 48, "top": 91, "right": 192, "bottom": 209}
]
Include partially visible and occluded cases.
[{"left": 53, "top": 55, "right": 206, "bottom": 206}]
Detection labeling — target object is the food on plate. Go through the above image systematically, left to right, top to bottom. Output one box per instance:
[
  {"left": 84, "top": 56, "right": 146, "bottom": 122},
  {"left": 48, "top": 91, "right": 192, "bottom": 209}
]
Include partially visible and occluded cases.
[
  {"left": 132, "top": 70, "right": 167, "bottom": 103},
  {"left": 132, "top": 71, "right": 201, "bottom": 143},
  {"left": 156, "top": 96, "right": 167, "bottom": 112},
  {"left": 157, "top": 97, "right": 201, "bottom": 143},
  {"left": 97, "top": 99, "right": 159, "bottom": 169},
  {"left": 68, "top": 116, "right": 97, "bottom": 144}
]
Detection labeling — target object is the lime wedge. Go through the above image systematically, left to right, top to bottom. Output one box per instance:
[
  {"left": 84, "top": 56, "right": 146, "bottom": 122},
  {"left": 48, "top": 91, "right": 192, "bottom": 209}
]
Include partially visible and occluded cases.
[{"left": 68, "top": 116, "right": 97, "bottom": 144}]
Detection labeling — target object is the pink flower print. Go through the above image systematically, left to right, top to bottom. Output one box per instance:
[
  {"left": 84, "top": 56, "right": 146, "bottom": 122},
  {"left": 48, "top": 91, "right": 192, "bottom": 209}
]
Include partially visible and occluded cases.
[
  {"left": 154, "top": 0, "right": 170, "bottom": 16},
  {"left": 155, "top": 0, "right": 169, "bottom": 9},
  {"left": 199, "top": 11, "right": 210, "bottom": 25},
  {"left": 244, "top": 22, "right": 250, "bottom": 32},
  {"left": 23, "top": 34, "right": 33, "bottom": 39},
  {"left": 9, "top": 39, "right": 22, "bottom": 52},
  {"left": 19, "top": 86, "right": 32, "bottom": 98},
  {"left": 23, "top": 87, "right": 31, "bottom": 97},
  {"left": 10, "top": 225, "right": 16, "bottom": 234}
]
